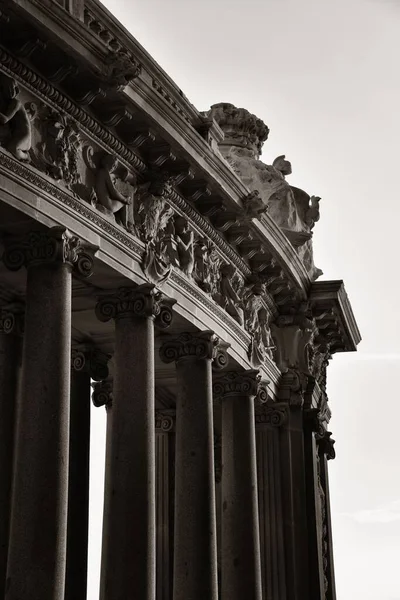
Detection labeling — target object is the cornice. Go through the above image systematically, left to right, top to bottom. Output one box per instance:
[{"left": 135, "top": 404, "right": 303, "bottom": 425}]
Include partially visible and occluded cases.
[
  {"left": 1, "top": 1, "right": 311, "bottom": 298},
  {"left": 310, "top": 280, "right": 361, "bottom": 352}
]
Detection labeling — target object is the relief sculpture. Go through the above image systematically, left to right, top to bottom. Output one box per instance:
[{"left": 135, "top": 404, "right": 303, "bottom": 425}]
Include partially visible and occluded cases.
[
  {"left": 0, "top": 74, "right": 35, "bottom": 162},
  {"left": 94, "top": 153, "right": 135, "bottom": 232}
]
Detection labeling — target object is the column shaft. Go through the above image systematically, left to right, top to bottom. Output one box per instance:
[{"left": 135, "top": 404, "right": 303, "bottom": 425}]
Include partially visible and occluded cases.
[
  {"left": 6, "top": 262, "right": 72, "bottom": 600},
  {"left": 100, "top": 316, "right": 156, "bottom": 599},
  {"left": 0, "top": 329, "right": 20, "bottom": 598},
  {"left": 173, "top": 358, "right": 218, "bottom": 600},
  {"left": 65, "top": 368, "right": 91, "bottom": 600},
  {"left": 221, "top": 394, "right": 262, "bottom": 600},
  {"left": 279, "top": 407, "right": 310, "bottom": 600},
  {"left": 256, "top": 423, "right": 287, "bottom": 600},
  {"left": 304, "top": 423, "right": 325, "bottom": 600}
]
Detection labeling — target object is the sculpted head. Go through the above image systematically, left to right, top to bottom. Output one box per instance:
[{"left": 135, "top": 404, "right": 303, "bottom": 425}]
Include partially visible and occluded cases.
[
  {"left": 0, "top": 75, "right": 19, "bottom": 101},
  {"left": 101, "top": 153, "right": 118, "bottom": 173},
  {"left": 272, "top": 155, "right": 292, "bottom": 177},
  {"left": 174, "top": 216, "right": 189, "bottom": 235}
]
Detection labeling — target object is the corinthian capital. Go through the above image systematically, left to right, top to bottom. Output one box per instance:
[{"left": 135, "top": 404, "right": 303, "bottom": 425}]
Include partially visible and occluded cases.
[
  {"left": 3, "top": 227, "right": 97, "bottom": 277},
  {"left": 95, "top": 284, "right": 175, "bottom": 327},
  {"left": 0, "top": 304, "right": 24, "bottom": 336},
  {"left": 159, "top": 331, "right": 230, "bottom": 369},
  {"left": 71, "top": 347, "right": 110, "bottom": 381},
  {"left": 213, "top": 369, "right": 268, "bottom": 402},
  {"left": 92, "top": 380, "right": 113, "bottom": 410}
]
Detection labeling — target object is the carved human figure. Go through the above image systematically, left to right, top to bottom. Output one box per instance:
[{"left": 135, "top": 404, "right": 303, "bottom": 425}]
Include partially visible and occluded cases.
[
  {"left": 0, "top": 75, "right": 34, "bottom": 162},
  {"left": 95, "top": 154, "right": 134, "bottom": 231},
  {"left": 137, "top": 181, "right": 175, "bottom": 284},
  {"left": 174, "top": 216, "right": 194, "bottom": 277},
  {"left": 219, "top": 263, "right": 244, "bottom": 325}
]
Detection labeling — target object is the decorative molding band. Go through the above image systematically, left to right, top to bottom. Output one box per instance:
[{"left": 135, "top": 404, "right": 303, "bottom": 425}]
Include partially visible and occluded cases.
[{"left": 0, "top": 150, "right": 144, "bottom": 257}]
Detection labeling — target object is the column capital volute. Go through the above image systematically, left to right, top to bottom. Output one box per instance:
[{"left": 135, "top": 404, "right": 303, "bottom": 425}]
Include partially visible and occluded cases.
[
  {"left": 3, "top": 227, "right": 97, "bottom": 277},
  {"left": 95, "top": 283, "right": 176, "bottom": 327},
  {"left": 0, "top": 303, "right": 24, "bottom": 336},
  {"left": 159, "top": 330, "right": 230, "bottom": 368},
  {"left": 71, "top": 346, "right": 111, "bottom": 381},
  {"left": 213, "top": 368, "right": 269, "bottom": 401},
  {"left": 91, "top": 379, "right": 113, "bottom": 410},
  {"left": 255, "top": 402, "right": 288, "bottom": 428},
  {"left": 155, "top": 410, "right": 176, "bottom": 432},
  {"left": 316, "top": 430, "right": 336, "bottom": 460}
]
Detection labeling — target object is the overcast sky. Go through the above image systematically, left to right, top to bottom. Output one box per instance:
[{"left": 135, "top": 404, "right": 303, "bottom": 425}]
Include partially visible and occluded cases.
[{"left": 88, "top": 1, "right": 400, "bottom": 598}]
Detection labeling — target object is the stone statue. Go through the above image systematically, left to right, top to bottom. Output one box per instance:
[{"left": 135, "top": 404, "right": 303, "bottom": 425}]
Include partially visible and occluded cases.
[
  {"left": 0, "top": 75, "right": 35, "bottom": 162},
  {"left": 205, "top": 103, "right": 323, "bottom": 281},
  {"left": 95, "top": 153, "right": 134, "bottom": 231},
  {"left": 137, "top": 176, "right": 175, "bottom": 285},
  {"left": 174, "top": 216, "right": 194, "bottom": 277},
  {"left": 193, "top": 239, "right": 222, "bottom": 295},
  {"left": 218, "top": 263, "right": 244, "bottom": 325},
  {"left": 243, "top": 284, "right": 275, "bottom": 366}
]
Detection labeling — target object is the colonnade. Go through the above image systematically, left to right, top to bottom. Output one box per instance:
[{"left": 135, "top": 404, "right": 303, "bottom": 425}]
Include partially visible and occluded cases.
[{"left": 0, "top": 228, "right": 335, "bottom": 600}]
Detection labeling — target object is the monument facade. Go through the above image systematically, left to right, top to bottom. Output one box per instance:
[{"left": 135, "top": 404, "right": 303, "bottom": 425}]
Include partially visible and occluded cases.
[{"left": 0, "top": 1, "right": 361, "bottom": 599}]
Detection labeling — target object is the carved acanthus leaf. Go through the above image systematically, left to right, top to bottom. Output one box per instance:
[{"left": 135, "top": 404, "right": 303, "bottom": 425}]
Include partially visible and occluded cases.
[
  {"left": 3, "top": 227, "right": 96, "bottom": 277},
  {"left": 95, "top": 284, "right": 175, "bottom": 327},
  {"left": 160, "top": 331, "right": 230, "bottom": 367},
  {"left": 213, "top": 369, "right": 269, "bottom": 402}
]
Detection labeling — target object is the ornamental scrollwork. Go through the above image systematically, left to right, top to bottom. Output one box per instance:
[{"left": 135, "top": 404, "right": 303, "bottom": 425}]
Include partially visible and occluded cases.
[
  {"left": 3, "top": 227, "right": 96, "bottom": 277},
  {"left": 95, "top": 283, "right": 175, "bottom": 326},
  {"left": 0, "top": 305, "right": 24, "bottom": 336},
  {"left": 160, "top": 331, "right": 229, "bottom": 367},
  {"left": 71, "top": 347, "right": 110, "bottom": 381},
  {"left": 213, "top": 369, "right": 269, "bottom": 402},
  {"left": 91, "top": 380, "right": 113, "bottom": 410},
  {"left": 255, "top": 403, "right": 288, "bottom": 427},
  {"left": 155, "top": 411, "right": 175, "bottom": 432}
]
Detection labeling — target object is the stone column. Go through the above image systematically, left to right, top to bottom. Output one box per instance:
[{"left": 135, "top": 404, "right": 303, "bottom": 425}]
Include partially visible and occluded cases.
[
  {"left": 3, "top": 227, "right": 95, "bottom": 600},
  {"left": 96, "top": 285, "right": 174, "bottom": 600},
  {"left": 0, "top": 307, "right": 23, "bottom": 599},
  {"left": 160, "top": 332, "right": 228, "bottom": 600},
  {"left": 65, "top": 348, "right": 109, "bottom": 600},
  {"left": 213, "top": 369, "right": 267, "bottom": 600},
  {"left": 278, "top": 369, "right": 310, "bottom": 600},
  {"left": 255, "top": 402, "right": 288, "bottom": 600},
  {"left": 303, "top": 408, "right": 326, "bottom": 600},
  {"left": 155, "top": 411, "right": 175, "bottom": 600},
  {"left": 316, "top": 430, "right": 337, "bottom": 600}
]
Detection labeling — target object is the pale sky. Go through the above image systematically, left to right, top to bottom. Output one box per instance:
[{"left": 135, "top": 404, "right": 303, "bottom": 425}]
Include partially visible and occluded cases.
[{"left": 88, "top": 1, "right": 400, "bottom": 598}]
